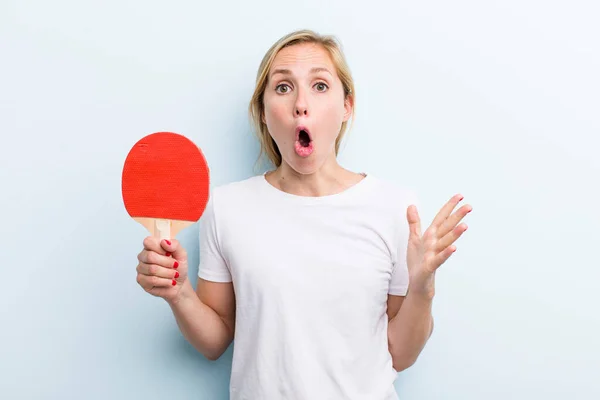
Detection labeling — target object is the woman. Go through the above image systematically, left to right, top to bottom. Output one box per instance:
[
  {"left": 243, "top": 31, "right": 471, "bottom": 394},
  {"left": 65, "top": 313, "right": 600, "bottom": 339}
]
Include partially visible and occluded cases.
[{"left": 135, "top": 29, "right": 472, "bottom": 399}]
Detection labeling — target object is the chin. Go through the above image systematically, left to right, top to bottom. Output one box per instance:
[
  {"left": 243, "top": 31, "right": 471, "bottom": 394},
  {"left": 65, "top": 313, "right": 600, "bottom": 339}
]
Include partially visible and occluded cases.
[{"left": 282, "top": 152, "right": 325, "bottom": 175}]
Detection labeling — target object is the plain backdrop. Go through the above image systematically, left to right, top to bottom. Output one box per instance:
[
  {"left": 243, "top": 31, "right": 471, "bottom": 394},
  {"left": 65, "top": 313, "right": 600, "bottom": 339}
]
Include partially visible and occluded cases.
[{"left": 1, "top": 0, "right": 599, "bottom": 399}]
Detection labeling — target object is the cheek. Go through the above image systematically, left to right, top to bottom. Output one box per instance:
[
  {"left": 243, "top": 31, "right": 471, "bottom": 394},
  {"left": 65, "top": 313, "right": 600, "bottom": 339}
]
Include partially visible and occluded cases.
[
  {"left": 264, "top": 100, "right": 289, "bottom": 128},
  {"left": 317, "top": 100, "right": 346, "bottom": 132}
]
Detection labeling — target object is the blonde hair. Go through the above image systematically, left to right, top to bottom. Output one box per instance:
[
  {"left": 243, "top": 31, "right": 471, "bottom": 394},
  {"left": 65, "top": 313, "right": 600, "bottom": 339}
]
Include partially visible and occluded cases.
[{"left": 248, "top": 29, "right": 355, "bottom": 168}]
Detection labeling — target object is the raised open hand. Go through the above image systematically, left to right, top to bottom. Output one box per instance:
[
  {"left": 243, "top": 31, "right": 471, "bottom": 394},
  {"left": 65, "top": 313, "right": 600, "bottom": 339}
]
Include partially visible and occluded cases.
[{"left": 405, "top": 194, "right": 472, "bottom": 298}]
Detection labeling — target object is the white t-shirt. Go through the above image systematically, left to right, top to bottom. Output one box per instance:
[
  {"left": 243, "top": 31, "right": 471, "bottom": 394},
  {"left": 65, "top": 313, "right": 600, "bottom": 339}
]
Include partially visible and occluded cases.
[{"left": 198, "top": 173, "right": 418, "bottom": 400}]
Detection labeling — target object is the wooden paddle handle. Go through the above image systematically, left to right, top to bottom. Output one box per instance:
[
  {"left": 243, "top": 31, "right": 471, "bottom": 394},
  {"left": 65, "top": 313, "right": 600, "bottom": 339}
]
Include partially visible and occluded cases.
[
  {"left": 132, "top": 217, "right": 193, "bottom": 239},
  {"left": 154, "top": 219, "right": 171, "bottom": 240}
]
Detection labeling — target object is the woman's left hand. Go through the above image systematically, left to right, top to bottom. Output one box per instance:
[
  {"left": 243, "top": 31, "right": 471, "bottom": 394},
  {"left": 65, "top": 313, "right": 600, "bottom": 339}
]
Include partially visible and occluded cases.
[{"left": 405, "top": 194, "right": 472, "bottom": 298}]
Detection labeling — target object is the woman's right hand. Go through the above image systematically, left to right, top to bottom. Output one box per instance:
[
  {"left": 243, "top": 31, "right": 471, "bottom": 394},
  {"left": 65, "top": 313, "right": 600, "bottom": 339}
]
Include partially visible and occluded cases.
[{"left": 136, "top": 237, "right": 188, "bottom": 304}]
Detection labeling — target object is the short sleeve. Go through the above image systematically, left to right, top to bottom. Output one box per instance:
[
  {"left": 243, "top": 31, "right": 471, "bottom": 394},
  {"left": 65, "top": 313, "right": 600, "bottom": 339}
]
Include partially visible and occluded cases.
[
  {"left": 388, "top": 189, "right": 420, "bottom": 296},
  {"left": 197, "top": 194, "right": 232, "bottom": 283}
]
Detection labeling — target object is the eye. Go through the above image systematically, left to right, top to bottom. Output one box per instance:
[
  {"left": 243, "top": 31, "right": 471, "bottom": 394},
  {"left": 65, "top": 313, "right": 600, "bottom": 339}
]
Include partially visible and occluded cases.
[
  {"left": 314, "top": 82, "right": 329, "bottom": 92},
  {"left": 275, "top": 84, "right": 291, "bottom": 94}
]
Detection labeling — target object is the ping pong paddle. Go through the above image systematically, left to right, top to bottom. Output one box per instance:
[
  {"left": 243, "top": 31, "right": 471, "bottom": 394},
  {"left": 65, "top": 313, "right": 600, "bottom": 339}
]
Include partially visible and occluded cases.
[{"left": 121, "top": 131, "right": 210, "bottom": 240}]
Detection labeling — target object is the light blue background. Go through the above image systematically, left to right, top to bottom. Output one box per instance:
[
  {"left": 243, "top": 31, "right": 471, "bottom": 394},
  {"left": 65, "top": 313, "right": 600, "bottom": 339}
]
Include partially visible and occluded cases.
[{"left": 1, "top": 0, "right": 599, "bottom": 399}]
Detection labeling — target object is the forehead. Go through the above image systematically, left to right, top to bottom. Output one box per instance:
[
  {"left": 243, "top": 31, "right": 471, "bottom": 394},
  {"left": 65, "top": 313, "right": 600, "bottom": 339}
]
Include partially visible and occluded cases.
[{"left": 270, "top": 42, "right": 334, "bottom": 72}]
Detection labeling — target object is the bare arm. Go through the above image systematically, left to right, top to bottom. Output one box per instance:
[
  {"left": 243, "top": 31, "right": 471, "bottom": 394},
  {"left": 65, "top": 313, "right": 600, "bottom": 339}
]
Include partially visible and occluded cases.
[
  {"left": 386, "top": 194, "right": 470, "bottom": 371},
  {"left": 136, "top": 237, "right": 236, "bottom": 361},
  {"left": 168, "top": 278, "right": 236, "bottom": 360},
  {"left": 386, "top": 293, "right": 434, "bottom": 372}
]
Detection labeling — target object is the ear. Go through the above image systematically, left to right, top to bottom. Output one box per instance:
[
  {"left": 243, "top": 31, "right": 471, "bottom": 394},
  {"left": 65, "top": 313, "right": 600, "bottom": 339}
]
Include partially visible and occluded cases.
[{"left": 342, "top": 94, "right": 354, "bottom": 122}]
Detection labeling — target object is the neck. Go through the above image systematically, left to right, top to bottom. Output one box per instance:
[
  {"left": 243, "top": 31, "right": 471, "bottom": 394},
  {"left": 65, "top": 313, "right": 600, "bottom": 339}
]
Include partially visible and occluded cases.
[{"left": 266, "top": 156, "right": 365, "bottom": 197}]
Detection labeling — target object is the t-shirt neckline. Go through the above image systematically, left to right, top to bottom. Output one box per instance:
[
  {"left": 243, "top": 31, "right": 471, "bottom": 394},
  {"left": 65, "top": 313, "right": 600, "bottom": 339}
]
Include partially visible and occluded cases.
[{"left": 258, "top": 171, "right": 373, "bottom": 204}]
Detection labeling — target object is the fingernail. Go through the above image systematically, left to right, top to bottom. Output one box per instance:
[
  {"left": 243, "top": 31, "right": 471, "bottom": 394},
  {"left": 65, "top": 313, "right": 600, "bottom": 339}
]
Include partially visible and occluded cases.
[
  {"left": 165, "top": 240, "right": 171, "bottom": 245},
  {"left": 165, "top": 252, "right": 171, "bottom": 257},
  {"left": 173, "top": 261, "right": 179, "bottom": 269},
  {"left": 174, "top": 271, "right": 180, "bottom": 279},
  {"left": 172, "top": 280, "right": 176, "bottom": 286}
]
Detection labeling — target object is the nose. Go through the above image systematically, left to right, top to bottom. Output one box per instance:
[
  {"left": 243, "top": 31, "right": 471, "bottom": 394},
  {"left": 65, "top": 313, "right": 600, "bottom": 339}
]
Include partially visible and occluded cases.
[
  {"left": 294, "top": 89, "right": 309, "bottom": 117},
  {"left": 295, "top": 107, "right": 308, "bottom": 116}
]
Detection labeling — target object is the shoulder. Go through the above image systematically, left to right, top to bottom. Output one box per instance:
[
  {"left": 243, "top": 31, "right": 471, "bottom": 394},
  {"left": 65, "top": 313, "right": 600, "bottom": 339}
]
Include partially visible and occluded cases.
[
  {"left": 203, "top": 174, "right": 266, "bottom": 218},
  {"left": 209, "top": 174, "right": 264, "bottom": 202},
  {"left": 363, "top": 174, "right": 420, "bottom": 212},
  {"left": 198, "top": 175, "right": 264, "bottom": 234},
  {"left": 364, "top": 176, "right": 419, "bottom": 257}
]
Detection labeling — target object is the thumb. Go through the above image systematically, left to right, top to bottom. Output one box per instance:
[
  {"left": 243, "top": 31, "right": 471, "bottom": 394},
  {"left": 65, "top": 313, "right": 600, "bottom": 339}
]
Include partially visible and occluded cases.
[
  {"left": 406, "top": 204, "right": 421, "bottom": 238},
  {"left": 161, "top": 239, "right": 188, "bottom": 263}
]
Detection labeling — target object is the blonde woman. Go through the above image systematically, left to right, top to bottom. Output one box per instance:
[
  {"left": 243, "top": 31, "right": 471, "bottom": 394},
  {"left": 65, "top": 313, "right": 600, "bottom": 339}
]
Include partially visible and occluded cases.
[{"left": 135, "top": 29, "right": 472, "bottom": 399}]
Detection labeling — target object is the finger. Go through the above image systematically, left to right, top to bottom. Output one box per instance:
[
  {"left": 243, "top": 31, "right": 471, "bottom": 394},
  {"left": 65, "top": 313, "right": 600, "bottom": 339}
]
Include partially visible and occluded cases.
[
  {"left": 431, "top": 194, "right": 464, "bottom": 229},
  {"left": 438, "top": 204, "right": 472, "bottom": 238},
  {"left": 406, "top": 205, "right": 422, "bottom": 238},
  {"left": 435, "top": 224, "right": 468, "bottom": 254},
  {"left": 143, "top": 236, "right": 171, "bottom": 256},
  {"left": 161, "top": 239, "right": 188, "bottom": 263},
  {"left": 431, "top": 245, "right": 457, "bottom": 269},
  {"left": 137, "top": 249, "right": 178, "bottom": 269},
  {"left": 137, "top": 262, "right": 180, "bottom": 280},
  {"left": 136, "top": 274, "right": 177, "bottom": 291}
]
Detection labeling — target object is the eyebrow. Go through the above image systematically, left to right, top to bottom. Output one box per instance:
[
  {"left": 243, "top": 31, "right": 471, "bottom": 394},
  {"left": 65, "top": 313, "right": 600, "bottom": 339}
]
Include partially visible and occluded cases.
[{"left": 270, "top": 67, "right": 332, "bottom": 78}]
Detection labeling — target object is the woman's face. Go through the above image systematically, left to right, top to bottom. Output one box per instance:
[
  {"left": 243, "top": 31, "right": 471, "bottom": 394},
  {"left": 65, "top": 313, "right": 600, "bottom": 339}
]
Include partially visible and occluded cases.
[{"left": 262, "top": 43, "right": 352, "bottom": 174}]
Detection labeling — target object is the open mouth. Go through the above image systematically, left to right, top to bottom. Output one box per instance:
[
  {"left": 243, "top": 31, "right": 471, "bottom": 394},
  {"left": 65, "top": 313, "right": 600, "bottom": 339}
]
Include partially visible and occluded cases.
[
  {"left": 294, "top": 126, "right": 314, "bottom": 157},
  {"left": 296, "top": 127, "right": 312, "bottom": 147},
  {"left": 299, "top": 130, "right": 311, "bottom": 147}
]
